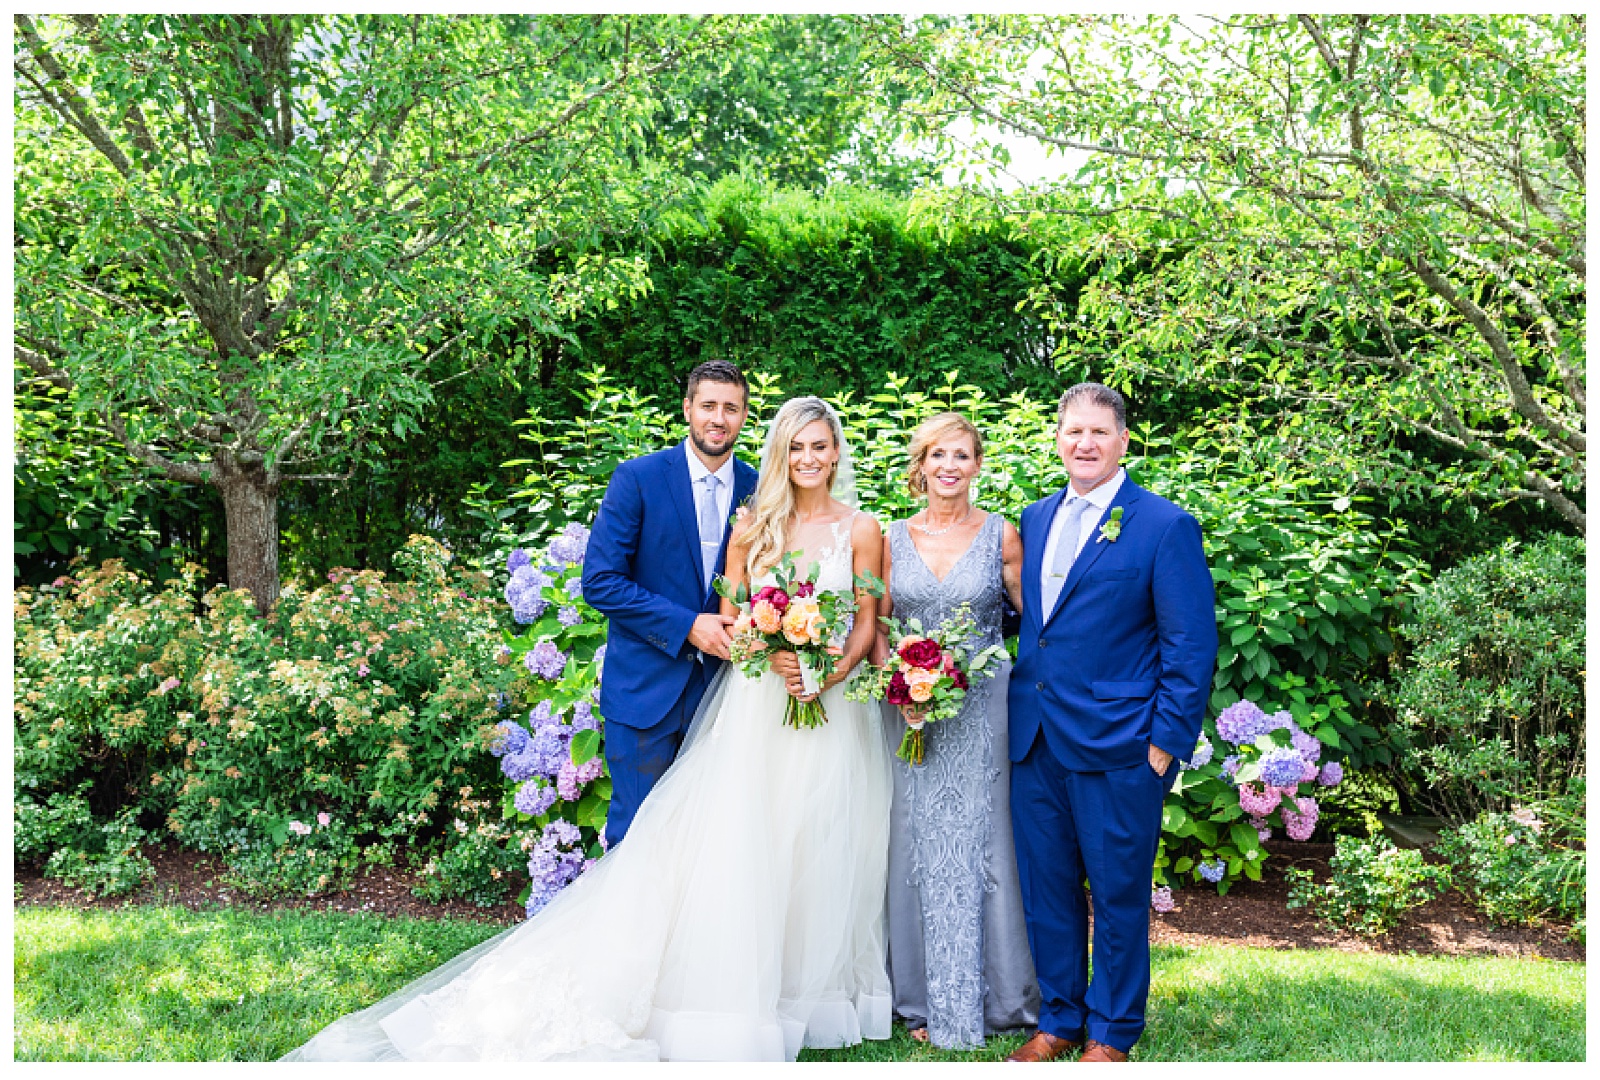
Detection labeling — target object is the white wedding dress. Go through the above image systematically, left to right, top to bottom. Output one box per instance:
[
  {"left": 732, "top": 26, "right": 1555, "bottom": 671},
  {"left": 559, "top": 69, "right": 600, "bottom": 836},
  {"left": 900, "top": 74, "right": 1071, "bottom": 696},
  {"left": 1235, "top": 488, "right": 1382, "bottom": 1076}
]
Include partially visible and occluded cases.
[{"left": 284, "top": 515, "right": 893, "bottom": 1062}]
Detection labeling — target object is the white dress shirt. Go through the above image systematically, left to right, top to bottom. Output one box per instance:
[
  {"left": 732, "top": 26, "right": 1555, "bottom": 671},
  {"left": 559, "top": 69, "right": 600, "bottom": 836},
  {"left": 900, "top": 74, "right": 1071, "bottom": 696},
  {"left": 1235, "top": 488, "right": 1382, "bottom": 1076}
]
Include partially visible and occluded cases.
[
  {"left": 686, "top": 439, "right": 735, "bottom": 566},
  {"left": 1038, "top": 467, "right": 1126, "bottom": 602}
]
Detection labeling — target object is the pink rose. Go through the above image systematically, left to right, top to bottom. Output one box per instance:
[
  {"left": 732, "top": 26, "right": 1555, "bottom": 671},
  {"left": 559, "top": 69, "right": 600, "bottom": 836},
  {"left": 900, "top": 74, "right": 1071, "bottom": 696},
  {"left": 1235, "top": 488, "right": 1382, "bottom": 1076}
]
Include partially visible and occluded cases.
[{"left": 317, "top": 812, "right": 331, "bottom": 827}]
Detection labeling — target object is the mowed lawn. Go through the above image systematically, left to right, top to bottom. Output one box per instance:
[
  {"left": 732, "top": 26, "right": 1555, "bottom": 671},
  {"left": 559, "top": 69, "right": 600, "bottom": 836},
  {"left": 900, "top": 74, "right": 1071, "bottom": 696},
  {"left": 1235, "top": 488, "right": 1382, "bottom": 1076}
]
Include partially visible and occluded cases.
[{"left": 14, "top": 905, "right": 1585, "bottom": 1062}]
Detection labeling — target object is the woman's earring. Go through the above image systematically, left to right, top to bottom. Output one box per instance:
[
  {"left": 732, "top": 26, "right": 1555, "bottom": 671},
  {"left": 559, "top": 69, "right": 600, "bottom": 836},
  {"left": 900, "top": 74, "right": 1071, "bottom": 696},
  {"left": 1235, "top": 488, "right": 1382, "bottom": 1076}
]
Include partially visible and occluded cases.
[{"left": 918, "top": 470, "right": 928, "bottom": 493}]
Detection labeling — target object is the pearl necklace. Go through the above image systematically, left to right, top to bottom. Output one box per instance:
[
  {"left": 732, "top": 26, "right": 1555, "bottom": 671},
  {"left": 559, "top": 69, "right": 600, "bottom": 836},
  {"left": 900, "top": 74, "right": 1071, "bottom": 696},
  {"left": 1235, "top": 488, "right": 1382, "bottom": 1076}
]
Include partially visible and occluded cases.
[{"left": 913, "top": 505, "right": 973, "bottom": 537}]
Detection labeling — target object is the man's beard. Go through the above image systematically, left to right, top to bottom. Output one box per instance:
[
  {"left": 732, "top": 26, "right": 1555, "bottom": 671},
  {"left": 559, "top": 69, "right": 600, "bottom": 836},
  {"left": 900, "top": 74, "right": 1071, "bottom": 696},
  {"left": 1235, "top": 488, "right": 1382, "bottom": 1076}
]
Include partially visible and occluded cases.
[{"left": 690, "top": 427, "right": 735, "bottom": 460}]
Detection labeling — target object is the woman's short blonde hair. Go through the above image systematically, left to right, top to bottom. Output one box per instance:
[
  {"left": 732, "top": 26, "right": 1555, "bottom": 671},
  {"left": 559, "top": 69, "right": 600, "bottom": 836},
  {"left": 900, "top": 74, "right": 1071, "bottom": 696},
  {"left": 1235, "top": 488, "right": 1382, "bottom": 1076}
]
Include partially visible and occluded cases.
[{"left": 905, "top": 413, "right": 984, "bottom": 498}]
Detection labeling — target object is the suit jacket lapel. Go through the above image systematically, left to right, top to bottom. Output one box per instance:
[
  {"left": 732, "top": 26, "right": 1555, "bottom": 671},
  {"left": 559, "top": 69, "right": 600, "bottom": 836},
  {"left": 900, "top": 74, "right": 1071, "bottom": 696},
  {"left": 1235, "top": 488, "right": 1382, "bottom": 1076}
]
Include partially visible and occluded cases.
[
  {"left": 666, "top": 444, "right": 707, "bottom": 594},
  {"left": 1044, "top": 480, "right": 1145, "bottom": 628},
  {"left": 1024, "top": 487, "right": 1066, "bottom": 625}
]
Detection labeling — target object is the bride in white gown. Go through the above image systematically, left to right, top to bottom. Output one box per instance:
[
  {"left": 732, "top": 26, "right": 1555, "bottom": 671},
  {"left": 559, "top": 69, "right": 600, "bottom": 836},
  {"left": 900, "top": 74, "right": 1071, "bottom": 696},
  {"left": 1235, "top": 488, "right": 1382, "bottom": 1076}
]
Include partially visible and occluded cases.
[{"left": 285, "top": 397, "right": 893, "bottom": 1062}]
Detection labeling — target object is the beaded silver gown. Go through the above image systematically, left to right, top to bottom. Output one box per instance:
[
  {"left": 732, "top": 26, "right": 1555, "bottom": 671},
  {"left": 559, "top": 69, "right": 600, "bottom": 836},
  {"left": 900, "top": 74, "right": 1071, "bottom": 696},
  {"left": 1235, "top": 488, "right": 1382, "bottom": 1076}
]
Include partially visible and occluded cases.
[{"left": 881, "top": 512, "right": 1039, "bottom": 1049}]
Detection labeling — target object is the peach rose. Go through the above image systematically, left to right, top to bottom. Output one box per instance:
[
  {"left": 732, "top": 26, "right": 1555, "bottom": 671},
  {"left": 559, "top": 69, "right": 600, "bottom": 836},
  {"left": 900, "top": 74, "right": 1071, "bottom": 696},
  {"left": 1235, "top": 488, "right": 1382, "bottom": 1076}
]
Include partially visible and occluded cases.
[
  {"left": 781, "top": 599, "right": 821, "bottom": 645},
  {"left": 752, "top": 600, "right": 781, "bottom": 634},
  {"left": 908, "top": 681, "right": 934, "bottom": 703}
]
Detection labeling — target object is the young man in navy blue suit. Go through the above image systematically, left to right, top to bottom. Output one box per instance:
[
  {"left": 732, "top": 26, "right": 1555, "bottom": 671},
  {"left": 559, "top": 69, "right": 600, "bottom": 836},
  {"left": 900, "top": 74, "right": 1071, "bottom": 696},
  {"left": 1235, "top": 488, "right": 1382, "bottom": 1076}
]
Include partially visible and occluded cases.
[
  {"left": 580, "top": 361, "right": 760, "bottom": 847},
  {"left": 1005, "top": 383, "right": 1218, "bottom": 1063}
]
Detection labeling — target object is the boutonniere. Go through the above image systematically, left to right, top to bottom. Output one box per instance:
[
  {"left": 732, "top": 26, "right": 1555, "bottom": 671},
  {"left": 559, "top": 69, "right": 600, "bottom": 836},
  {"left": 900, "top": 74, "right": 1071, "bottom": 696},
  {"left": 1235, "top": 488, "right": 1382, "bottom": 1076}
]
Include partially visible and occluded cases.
[
  {"left": 728, "top": 495, "right": 754, "bottom": 529},
  {"left": 1096, "top": 506, "right": 1124, "bottom": 544}
]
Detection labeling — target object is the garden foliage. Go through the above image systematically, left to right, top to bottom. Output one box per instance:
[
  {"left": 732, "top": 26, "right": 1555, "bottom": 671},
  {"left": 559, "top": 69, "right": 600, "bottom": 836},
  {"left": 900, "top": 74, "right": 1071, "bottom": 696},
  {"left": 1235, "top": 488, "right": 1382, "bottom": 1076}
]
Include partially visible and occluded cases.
[
  {"left": 1386, "top": 534, "right": 1585, "bottom": 821},
  {"left": 1286, "top": 834, "right": 1451, "bottom": 936}
]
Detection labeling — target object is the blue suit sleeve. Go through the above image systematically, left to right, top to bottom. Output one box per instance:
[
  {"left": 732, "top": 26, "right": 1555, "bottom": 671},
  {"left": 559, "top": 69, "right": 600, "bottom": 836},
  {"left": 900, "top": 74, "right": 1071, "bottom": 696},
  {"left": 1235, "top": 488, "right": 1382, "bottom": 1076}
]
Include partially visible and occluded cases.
[
  {"left": 580, "top": 462, "right": 700, "bottom": 658},
  {"left": 1148, "top": 513, "right": 1219, "bottom": 761}
]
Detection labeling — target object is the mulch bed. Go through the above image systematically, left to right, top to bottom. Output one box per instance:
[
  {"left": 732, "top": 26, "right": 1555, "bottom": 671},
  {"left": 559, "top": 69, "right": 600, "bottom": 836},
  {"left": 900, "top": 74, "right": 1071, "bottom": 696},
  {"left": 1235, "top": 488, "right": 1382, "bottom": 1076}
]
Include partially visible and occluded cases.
[{"left": 16, "top": 840, "right": 1583, "bottom": 962}]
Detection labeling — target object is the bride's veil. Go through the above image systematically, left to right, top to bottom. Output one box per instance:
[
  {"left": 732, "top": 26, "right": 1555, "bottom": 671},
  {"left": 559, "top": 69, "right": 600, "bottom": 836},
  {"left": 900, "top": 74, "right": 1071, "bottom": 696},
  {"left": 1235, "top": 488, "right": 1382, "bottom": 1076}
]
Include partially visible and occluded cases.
[{"left": 679, "top": 396, "right": 856, "bottom": 757}]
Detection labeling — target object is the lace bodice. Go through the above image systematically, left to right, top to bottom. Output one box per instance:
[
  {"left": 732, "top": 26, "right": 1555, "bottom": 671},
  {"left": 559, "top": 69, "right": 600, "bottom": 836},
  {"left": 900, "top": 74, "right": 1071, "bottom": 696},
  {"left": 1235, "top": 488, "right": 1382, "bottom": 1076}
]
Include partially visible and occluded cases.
[{"left": 752, "top": 512, "right": 859, "bottom": 595}]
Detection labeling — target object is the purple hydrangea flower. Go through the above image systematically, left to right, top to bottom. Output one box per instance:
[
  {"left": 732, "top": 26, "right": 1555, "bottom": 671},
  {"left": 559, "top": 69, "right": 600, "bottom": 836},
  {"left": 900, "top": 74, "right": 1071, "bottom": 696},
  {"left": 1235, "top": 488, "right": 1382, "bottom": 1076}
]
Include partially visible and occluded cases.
[
  {"left": 548, "top": 522, "right": 591, "bottom": 566},
  {"left": 507, "top": 548, "right": 532, "bottom": 574},
  {"left": 505, "top": 566, "right": 552, "bottom": 624},
  {"left": 564, "top": 577, "right": 583, "bottom": 601},
  {"left": 557, "top": 605, "right": 583, "bottom": 629},
  {"left": 525, "top": 641, "right": 568, "bottom": 681},
  {"left": 593, "top": 643, "right": 607, "bottom": 683},
  {"left": 529, "top": 699, "right": 559, "bottom": 729},
  {"left": 571, "top": 700, "right": 599, "bottom": 732},
  {"left": 1215, "top": 700, "right": 1267, "bottom": 745},
  {"left": 1262, "top": 709, "right": 1295, "bottom": 735},
  {"left": 489, "top": 720, "right": 529, "bottom": 759},
  {"left": 525, "top": 725, "right": 571, "bottom": 778},
  {"left": 1291, "top": 728, "right": 1323, "bottom": 763},
  {"left": 1183, "top": 734, "right": 1214, "bottom": 771},
  {"left": 1258, "top": 746, "right": 1308, "bottom": 788},
  {"left": 501, "top": 747, "right": 541, "bottom": 782},
  {"left": 1221, "top": 754, "right": 1241, "bottom": 782},
  {"left": 556, "top": 755, "right": 605, "bottom": 803},
  {"left": 1318, "top": 761, "right": 1344, "bottom": 787},
  {"left": 514, "top": 778, "right": 558, "bottom": 817},
  {"left": 1250, "top": 815, "right": 1273, "bottom": 842},
  {"left": 524, "top": 819, "right": 590, "bottom": 917},
  {"left": 1198, "top": 860, "right": 1226, "bottom": 883},
  {"left": 1151, "top": 886, "right": 1176, "bottom": 914}
]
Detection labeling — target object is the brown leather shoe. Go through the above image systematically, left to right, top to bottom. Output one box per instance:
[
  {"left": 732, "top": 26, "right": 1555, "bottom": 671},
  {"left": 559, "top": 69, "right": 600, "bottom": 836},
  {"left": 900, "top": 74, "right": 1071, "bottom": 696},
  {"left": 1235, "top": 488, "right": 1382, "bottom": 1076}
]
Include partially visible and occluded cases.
[
  {"left": 1005, "top": 1031, "right": 1082, "bottom": 1062},
  {"left": 1079, "top": 1040, "right": 1130, "bottom": 1062}
]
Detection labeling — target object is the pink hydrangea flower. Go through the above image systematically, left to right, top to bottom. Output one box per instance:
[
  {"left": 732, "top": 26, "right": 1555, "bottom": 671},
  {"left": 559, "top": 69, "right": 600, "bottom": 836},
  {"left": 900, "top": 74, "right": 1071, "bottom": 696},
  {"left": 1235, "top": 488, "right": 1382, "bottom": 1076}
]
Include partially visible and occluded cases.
[
  {"left": 1237, "top": 782, "right": 1282, "bottom": 817},
  {"left": 1281, "top": 796, "right": 1320, "bottom": 842}
]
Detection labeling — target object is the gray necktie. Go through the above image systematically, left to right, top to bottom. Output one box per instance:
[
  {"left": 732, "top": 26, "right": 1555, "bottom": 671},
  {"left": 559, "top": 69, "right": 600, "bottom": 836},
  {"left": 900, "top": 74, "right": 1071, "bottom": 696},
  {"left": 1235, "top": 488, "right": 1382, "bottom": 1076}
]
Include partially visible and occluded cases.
[
  {"left": 697, "top": 473, "right": 722, "bottom": 588},
  {"left": 1041, "top": 497, "right": 1091, "bottom": 617}
]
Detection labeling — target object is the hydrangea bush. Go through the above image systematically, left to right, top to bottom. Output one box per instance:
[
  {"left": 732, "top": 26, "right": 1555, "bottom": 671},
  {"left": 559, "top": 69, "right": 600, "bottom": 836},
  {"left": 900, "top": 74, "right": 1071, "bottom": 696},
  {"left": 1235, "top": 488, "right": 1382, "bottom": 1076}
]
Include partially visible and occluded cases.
[
  {"left": 480, "top": 521, "right": 614, "bottom": 917},
  {"left": 1153, "top": 677, "right": 1347, "bottom": 896}
]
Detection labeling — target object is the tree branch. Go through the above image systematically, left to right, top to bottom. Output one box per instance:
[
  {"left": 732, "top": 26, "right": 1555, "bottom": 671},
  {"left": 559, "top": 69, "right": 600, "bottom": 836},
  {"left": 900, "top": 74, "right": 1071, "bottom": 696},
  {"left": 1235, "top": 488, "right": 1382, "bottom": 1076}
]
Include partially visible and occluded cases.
[
  {"left": 15, "top": 15, "right": 136, "bottom": 177},
  {"left": 103, "top": 409, "right": 211, "bottom": 485}
]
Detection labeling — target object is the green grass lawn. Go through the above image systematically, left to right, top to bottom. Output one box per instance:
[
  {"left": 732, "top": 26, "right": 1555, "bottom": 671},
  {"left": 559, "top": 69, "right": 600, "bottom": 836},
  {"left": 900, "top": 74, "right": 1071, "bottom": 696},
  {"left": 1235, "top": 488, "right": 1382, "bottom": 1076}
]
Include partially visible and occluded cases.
[{"left": 15, "top": 904, "right": 1585, "bottom": 1061}]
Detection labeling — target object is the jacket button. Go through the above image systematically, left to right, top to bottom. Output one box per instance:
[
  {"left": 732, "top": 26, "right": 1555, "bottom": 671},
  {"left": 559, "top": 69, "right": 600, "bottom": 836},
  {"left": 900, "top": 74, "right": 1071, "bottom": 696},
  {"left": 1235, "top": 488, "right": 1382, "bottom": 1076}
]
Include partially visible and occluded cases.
[
  {"left": 1039, "top": 638, "right": 1047, "bottom": 648},
  {"left": 1036, "top": 681, "right": 1044, "bottom": 691}
]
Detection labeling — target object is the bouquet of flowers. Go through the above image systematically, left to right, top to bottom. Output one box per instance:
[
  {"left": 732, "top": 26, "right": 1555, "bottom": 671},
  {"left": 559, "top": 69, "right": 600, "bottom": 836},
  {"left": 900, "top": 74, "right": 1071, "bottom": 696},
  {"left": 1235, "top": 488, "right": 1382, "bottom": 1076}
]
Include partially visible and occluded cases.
[
  {"left": 715, "top": 551, "right": 884, "bottom": 729},
  {"left": 847, "top": 603, "right": 1007, "bottom": 765}
]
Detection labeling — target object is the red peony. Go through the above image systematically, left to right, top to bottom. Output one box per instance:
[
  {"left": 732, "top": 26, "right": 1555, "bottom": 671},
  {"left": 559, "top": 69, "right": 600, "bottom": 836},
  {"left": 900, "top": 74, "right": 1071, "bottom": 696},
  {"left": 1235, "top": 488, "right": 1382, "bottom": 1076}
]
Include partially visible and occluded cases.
[
  {"left": 794, "top": 581, "right": 816, "bottom": 599},
  {"left": 753, "top": 586, "right": 790, "bottom": 612},
  {"left": 899, "top": 638, "right": 943, "bottom": 669},
  {"left": 951, "top": 668, "right": 969, "bottom": 691},
  {"left": 886, "top": 669, "right": 912, "bottom": 705}
]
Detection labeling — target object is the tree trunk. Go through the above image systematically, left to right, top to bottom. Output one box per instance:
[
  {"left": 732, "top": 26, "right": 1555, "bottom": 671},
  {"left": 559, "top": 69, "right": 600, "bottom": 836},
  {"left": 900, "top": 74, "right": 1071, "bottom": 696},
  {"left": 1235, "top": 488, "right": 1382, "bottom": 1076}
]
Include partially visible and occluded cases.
[{"left": 214, "top": 451, "right": 280, "bottom": 615}]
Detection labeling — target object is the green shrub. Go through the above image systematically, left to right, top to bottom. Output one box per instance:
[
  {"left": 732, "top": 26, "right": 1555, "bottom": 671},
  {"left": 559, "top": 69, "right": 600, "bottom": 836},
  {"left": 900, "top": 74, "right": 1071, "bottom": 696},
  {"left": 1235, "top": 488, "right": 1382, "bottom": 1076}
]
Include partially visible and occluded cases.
[
  {"left": 1386, "top": 534, "right": 1584, "bottom": 820},
  {"left": 14, "top": 536, "right": 515, "bottom": 867},
  {"left": 14, "top": 784, "right": 97, "bottom": 866},
  {"left": 1436, "top": 792, "right": 1586, "bottom": 927},
  {"left": 41, "top": 808, "right": 154, "bottom": 898},
  {"left": 411, "top": 810, "right": 528, "bottom": 908},
  {"left": 220, "top": 815, "right": 363, "bottom": 899},
  {"left": 1287, "top": 834, "right": 1451, "bottom": 936}
]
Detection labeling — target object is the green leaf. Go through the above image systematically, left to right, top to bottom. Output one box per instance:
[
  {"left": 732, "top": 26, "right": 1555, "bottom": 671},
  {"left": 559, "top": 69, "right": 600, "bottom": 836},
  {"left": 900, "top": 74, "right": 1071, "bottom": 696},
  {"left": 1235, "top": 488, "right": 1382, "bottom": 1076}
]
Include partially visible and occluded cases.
[{"left": 570, "top": 729, "right": 601, "bottom": 766}]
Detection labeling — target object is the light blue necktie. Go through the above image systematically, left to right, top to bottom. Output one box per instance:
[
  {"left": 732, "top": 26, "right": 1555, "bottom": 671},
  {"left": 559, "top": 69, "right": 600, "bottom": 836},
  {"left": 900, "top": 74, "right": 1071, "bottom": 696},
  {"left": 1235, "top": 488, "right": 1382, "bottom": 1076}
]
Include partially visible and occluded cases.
[
  {"left": 697, "top": 473, "right": 722, "bottom": 588},
  {"left": 1041, "top": 497, "right": 1091, "bottom": 617}
]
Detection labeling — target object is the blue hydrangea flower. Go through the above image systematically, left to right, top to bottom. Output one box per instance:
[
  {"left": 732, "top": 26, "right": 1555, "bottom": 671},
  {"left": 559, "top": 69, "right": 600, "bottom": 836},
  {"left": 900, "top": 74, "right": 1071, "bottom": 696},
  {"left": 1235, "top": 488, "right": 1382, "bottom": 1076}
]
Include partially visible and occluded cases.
[
  {"left": 507, "top": 548, "right": 532, "bottom": 574},
  {"left": 564, "top": 577, "right": 583, "bottom": 601},
  {"left": 557, "top": 605, "right": 583, "bottom": 628},
  {"left": 525, "top": 641, "right": 568, "bottom": 681},
  {"left": 593, "top": 643, "right": 607, "bottom": 683},
  {"left": 1215, "top": 700, "right": 1267, "bottom": 745},
  {"left": 1262, "top": 709, "right": 1295, "bottom": 735},
  {"left": 489, "top": 720, "right": 529, "bottom": 759},
  {"left": 1183, "top": 734, "right": 1214, "bottom": 771},
  {"left": 1258, "top": 745, "right": 1307, "bottom": 788},
  {"left": 500, "top": 747, "right": 541, "bottom": 782},
  {"left": 1221, "top": 754, "right": 1241, "bottom": 782},
  {"left": 1318, "top": 761, "right": 1344, "bottom": 787},
  {"left": 514, "top": 778, "right": 558, "bottom": 817},
  {"left": 1198, "top": 860, "right": 1226, "bottom": 883}
]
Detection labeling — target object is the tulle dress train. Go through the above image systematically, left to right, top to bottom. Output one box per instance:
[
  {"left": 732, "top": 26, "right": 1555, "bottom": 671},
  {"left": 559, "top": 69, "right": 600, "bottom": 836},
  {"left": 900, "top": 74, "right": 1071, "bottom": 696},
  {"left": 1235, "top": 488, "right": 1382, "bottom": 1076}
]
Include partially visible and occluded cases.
[{"left": 285, "top": 520, "right": 892, "bottom": 1061}]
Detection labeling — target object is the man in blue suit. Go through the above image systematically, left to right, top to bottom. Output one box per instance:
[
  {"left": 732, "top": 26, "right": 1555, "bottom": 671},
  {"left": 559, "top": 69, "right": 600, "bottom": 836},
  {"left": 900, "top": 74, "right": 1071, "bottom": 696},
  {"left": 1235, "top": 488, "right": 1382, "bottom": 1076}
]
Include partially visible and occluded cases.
[
  {"left": 581, "top": 360, "right": 760, "bottom": 847},
  {"left": 1005, "top": 383, "right": 1217, "bottom": 1063}
]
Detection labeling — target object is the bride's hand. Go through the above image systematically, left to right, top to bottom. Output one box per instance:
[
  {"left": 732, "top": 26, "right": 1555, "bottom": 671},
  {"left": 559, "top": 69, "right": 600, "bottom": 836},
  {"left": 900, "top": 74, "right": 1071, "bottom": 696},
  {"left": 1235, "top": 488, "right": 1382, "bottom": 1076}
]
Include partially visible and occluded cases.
[
  {"left": 818, "top": 645, "right": 851, "bottom": 693},
  {"left": 768, "top": 650, "right": 809, "bottom": 699}
]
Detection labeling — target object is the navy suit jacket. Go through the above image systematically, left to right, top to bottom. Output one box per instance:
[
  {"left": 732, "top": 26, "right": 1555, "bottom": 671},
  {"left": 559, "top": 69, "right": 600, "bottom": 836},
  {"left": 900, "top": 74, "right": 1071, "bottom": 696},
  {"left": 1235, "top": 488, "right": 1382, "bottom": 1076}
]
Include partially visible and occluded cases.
[
  {"left": 581, "top": 444, "right": 759, "bottom": 731},
  {"left": 1008, "top": 477, "right": 1218, "bottom": 770}
]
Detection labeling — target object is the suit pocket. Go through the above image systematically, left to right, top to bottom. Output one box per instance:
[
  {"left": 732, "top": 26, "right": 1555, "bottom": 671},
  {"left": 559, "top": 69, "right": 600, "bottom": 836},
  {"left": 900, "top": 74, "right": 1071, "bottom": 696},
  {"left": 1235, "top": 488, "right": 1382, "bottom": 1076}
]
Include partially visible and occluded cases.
[
  {"left": 1087, "top": 568, "right": 1137, "bottom": 582},
  {"left": 1092, "top": 679, "right": 1157, "bottom": 700}
]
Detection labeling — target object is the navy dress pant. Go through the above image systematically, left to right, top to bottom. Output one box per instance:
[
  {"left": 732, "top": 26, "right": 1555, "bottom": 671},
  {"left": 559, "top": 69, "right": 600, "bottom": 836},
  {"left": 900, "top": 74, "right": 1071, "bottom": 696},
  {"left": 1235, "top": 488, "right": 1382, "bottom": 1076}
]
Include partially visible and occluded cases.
[
  {"left": 603, "top": 662, "right": 709, "bottom": 848},
  {"left": 1010, "top": 730, "right": 1176, "bottom": 1053}
]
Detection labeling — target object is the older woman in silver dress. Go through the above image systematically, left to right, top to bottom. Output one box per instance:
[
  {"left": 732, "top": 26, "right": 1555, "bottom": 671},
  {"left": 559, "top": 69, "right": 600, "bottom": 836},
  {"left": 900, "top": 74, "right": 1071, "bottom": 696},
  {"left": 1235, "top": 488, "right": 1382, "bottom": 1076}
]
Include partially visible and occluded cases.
[{"left": 872, "top": 413, "right": 1039, "bottom": 1049}]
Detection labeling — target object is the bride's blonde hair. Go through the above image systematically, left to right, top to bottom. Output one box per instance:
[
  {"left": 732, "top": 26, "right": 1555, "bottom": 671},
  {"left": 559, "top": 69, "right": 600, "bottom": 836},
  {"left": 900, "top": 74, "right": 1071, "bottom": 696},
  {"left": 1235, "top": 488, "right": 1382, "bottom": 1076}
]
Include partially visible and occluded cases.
[{"left": 744, "top": 397, "right": 843, "bottom": 577}]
